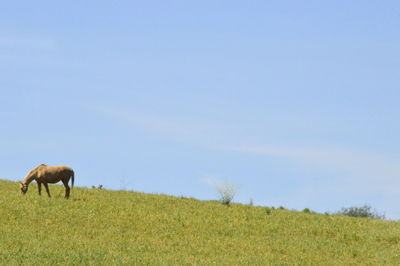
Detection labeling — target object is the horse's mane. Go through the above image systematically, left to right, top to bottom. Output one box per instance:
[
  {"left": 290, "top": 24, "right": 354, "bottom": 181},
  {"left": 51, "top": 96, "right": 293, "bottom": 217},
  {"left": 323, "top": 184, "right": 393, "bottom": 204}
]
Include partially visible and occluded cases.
[
  {"left": 20, "top": 164, "right": 48, "bottom": 184},
  {"left": 27, "top": 164, "right": 47, "bottom": 176}
]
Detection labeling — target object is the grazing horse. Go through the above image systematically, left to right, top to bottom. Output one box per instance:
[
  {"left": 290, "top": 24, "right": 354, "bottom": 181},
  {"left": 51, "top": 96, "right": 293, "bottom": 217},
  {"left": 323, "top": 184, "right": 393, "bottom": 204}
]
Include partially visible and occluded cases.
[{"left": 19, "top": 164, "right": 75, "bottom": 199}]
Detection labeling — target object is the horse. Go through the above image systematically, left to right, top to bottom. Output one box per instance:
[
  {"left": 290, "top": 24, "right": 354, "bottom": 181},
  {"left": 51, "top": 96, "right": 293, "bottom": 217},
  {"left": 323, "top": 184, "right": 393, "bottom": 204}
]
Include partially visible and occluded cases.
[{"left": 19, "top": 164, "right": 75, "bottom": 199}]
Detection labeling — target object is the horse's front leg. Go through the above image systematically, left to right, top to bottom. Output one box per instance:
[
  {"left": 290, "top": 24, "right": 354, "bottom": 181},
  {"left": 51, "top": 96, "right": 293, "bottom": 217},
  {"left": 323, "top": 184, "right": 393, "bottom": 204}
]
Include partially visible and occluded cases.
[
  {"left": 37, "top": 182, "right": 42, "bottom": 196},
  {"left": 43, "top": 183, "right": 51, "bottom": 197}
]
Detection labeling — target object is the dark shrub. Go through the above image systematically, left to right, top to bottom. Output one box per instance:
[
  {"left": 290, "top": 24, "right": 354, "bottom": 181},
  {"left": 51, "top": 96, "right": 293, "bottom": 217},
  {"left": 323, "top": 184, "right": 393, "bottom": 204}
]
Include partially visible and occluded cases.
[{"left": 336, "top": 205, "right": 384, "bottom": 219}]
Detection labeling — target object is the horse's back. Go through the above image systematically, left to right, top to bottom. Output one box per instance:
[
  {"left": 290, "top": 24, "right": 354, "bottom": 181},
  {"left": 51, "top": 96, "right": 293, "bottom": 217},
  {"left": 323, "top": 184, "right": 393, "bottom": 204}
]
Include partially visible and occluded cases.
[
  {"left": 38, "top": 165, "right": 74, "bottom": 183},
  {"left": 47, "top": 165, "right": 74, "bottom": 174}
]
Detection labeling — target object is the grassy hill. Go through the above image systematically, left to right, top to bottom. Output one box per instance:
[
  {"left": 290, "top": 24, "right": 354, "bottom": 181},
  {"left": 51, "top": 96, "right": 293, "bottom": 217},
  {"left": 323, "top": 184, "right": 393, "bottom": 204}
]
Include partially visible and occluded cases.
[{"left": 1, "top": 179, "right": 400, "bottom": 265}]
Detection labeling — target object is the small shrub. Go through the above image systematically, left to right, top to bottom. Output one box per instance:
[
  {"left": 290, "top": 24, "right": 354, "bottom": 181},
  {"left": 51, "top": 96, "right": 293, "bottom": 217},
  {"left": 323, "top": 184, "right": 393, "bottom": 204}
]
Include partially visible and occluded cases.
[
  {"left": 214, "top": 182, "right": 236, "bottom": 206},
  {"left": 336, "top": 205, "right": 384, "bottom": 219},
  {"left": 278, "top": 206, "right": 285, "bottom": 210},
  {"left": 265, "top": 207, "right": 272, "bottom": 215},
  {"left": 302, "top": 208, "right": 311, "bottom": 214}
]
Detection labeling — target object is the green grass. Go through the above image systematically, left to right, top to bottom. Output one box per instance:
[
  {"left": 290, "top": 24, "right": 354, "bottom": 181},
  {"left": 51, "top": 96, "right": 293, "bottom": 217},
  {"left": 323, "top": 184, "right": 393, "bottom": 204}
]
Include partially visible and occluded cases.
[{"left": 1, "top": 179, "right": 400, "bottom": 265}]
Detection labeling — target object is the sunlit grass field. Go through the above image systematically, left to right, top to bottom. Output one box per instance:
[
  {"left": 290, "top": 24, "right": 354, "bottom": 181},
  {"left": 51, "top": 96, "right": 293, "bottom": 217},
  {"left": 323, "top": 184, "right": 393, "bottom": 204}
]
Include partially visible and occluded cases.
[{"left": 1, "top": 179, "right": 400, "bottom": 265}]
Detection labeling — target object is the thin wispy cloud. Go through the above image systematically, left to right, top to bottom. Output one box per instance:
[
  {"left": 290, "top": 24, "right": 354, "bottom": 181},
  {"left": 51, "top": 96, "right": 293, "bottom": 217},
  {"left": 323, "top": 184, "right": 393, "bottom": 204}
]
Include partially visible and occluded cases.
[
  {"left": 86, "top": 104, "right": 233, "bottom": 146},
  {"left": 90, "top": 105, "right": 400, "bottom": 198},
  {"left": 226, "top": 144, "right": 400, "bottom": 195},
  {"left": 200, "top": 174, "right": 238, "bottom": 189}
]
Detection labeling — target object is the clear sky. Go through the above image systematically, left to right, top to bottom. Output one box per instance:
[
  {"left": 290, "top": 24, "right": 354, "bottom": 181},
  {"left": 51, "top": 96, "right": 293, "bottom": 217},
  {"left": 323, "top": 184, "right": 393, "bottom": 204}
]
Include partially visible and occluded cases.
[{"left": 1, "top": 1, "right": 399, "bottom": 218}]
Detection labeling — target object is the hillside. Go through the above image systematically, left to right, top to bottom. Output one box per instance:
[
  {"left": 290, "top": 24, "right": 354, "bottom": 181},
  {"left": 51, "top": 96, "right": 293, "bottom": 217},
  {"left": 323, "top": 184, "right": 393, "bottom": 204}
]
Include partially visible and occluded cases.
[{"left": 1, "top": 179, "right": 399, "bottom": 265}]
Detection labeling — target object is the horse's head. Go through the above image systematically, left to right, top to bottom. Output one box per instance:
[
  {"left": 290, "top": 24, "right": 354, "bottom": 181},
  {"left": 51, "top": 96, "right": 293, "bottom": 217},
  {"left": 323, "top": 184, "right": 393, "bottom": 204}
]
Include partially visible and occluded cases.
[{"left": 19, "top": 182, "right": 28, "bottom": 195}]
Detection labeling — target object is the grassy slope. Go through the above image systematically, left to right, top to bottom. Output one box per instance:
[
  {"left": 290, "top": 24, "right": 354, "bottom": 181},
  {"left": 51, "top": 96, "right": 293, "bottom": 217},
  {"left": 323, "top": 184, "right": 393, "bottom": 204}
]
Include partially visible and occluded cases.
[{"left": 1, "top": 179, "right": 400, "bottom": 265}]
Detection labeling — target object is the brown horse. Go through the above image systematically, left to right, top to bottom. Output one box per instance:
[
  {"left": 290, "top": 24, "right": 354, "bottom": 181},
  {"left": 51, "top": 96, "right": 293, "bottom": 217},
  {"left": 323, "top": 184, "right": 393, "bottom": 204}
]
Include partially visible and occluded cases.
[{"left": 19, "top": 164, "right": 75, "bottom": 199}]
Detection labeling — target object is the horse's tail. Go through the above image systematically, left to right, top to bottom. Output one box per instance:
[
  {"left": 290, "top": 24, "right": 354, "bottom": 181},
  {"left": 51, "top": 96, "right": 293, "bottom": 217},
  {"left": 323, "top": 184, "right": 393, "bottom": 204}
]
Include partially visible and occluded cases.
[{"left": 71, "top": 170, "right": 75, "bottom": 189}]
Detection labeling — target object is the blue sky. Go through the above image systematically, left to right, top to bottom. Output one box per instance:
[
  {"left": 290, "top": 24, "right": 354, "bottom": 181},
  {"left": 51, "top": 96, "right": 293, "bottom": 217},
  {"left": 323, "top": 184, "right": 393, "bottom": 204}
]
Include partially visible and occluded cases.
[{"left": 1, "top": 1, "right": 400, "bottom": 218}]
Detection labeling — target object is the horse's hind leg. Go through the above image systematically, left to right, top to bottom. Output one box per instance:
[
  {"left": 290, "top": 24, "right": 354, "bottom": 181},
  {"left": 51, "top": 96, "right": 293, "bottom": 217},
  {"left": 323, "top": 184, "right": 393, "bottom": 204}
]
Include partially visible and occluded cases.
[
  {"left": 62, "top": 180, "right": 70, "bottom": 199},
  {"left": 43, "top": 183, "right": 51, "bottom": 197}
]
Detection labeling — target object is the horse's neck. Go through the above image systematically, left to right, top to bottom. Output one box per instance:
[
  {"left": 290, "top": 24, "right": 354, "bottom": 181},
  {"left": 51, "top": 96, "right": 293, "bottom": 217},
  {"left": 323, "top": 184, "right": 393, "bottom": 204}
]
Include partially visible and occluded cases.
[
  {"left": 22, "top": 165, "right": 46, "bottom": 184},
  {"left": 22, "top": 174, "right": 36, "bottom": 185}
]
